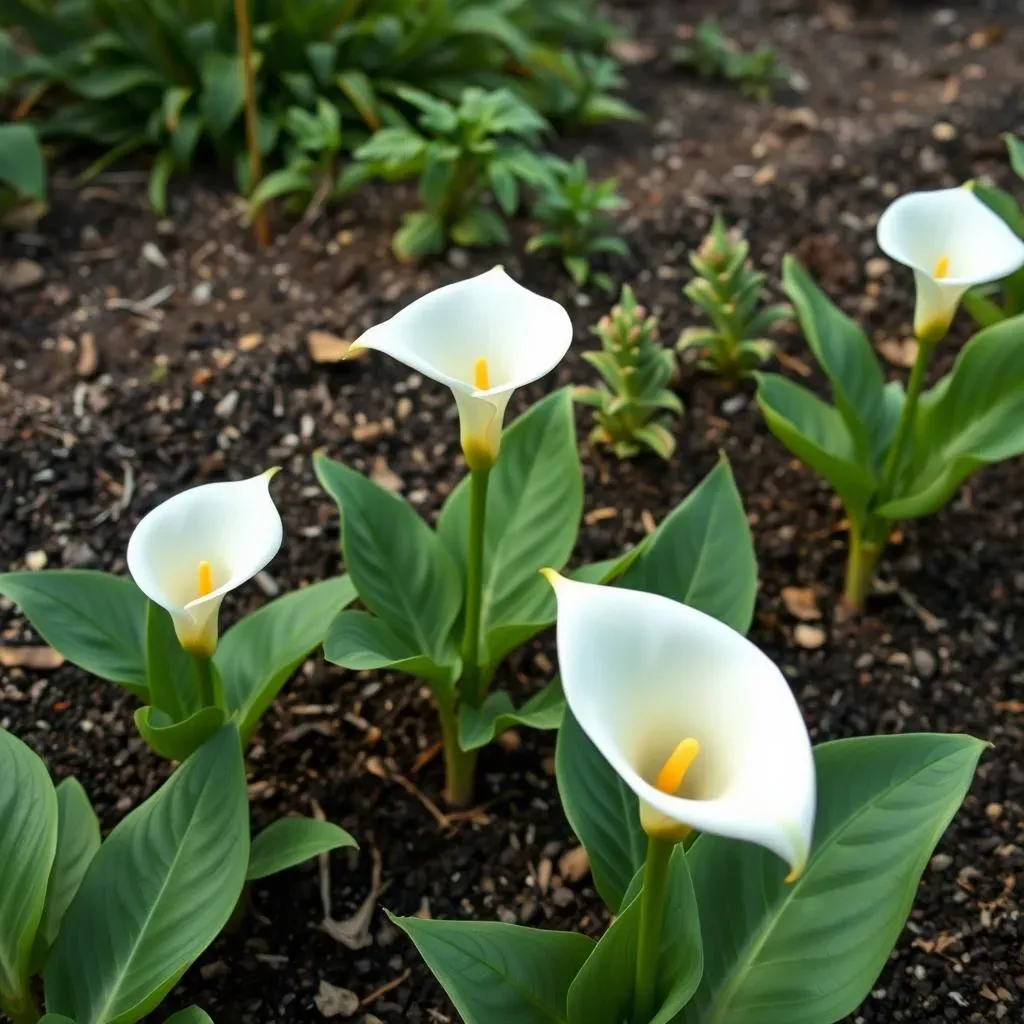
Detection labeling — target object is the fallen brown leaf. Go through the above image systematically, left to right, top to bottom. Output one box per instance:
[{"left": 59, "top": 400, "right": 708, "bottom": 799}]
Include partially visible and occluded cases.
[
  {"left": 308, "top": 330, "right": 363, "bottom": 364},
  {"left": 877, "top": 338, "right": 918, "bottom": 368},
  {"left": 369, "top": 455, "right": 403, "bottom": 493},
  {"left": 780, "top": 586, "right": 821, "bottom": 621},
  {"left": 0, "top": 646, "right": 64, "bottom": 669},
  {"left": 558, "top": 845, "right": 591, "bottom": 883},
  {"left": 314, "top": 980, "right": 359, "bottom": 1018}
]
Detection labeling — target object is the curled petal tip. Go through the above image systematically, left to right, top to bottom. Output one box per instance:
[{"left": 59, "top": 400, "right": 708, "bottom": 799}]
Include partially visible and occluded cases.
[
  {"left": 346, "top": 340, "right": 366, "bottom": 358},
  {"left": 262, "top": 466, "right": 282, "bottom": 483},
  {"left": 539, "top": 567, "right": 563, "bottom": 588}
]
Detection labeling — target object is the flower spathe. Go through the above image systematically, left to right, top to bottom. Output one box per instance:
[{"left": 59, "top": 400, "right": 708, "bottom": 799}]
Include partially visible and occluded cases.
[
  {"left": 877, "top": 186, "right": 1024, "bottom": 343},
  {"left": 351, "top": 267, "right": 573, "bottom": 469},
  {"left": 127, "top": 470, "right": 283, "bottom": 657},
  {"left": 543, "top": 572, "right": 816, "bottom": 877}
]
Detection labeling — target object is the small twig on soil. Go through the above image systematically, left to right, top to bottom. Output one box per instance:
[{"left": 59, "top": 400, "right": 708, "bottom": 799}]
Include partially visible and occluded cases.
[
  {"left": 107, "top": 284, "right": 176, "bottom": 317},
  {"left": 898, "top": 588, "right": 946, "bottom": 633},
  {"left": 410, "top": 739, "right": 443, "bottom": 774},
  {"left": 365, "top": 755, "right": 451, "bottom": 829},
  {"left": 360, "top": 968, "right": 412, "bottom": 1007}
]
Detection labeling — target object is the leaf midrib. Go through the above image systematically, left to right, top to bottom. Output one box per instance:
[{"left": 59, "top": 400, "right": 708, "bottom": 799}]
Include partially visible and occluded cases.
[
  {"left": 700, "top": 750, "right": 966, "bottom": 1023},
  {"left": 87, "top": 775, "right": 216, "bottom": 1024}
]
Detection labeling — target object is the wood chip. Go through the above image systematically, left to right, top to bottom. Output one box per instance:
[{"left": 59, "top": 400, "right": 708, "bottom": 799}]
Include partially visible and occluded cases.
[
  {"left": 238, "top": 331, "right": 263, "bottom": 351},
  {"left": 309, "top": 331, "right": 363, "bottom": 363},
  {"left": 76, "top": 332, "right": 98, "bottom": 377},
  {"left": 877, "top": 338, "right": 918, "bottom": 368},
  {"left": 369, "top": 456, "right": 403, "bottom": 493},
  {"left": 584, "top": 506, "right": 617, "bottom": 526},
  {"left": 780, "top": 586, "right": 821, "bottom": 621},
  {"left": 793, "top": 624, "right": 826, "bottom": 650},
  {"left": 0, "top": 646, "right": 65, "bottom": 669},
  {"left": 558, "top": 845, "right": 590, "bottom": 883},
  {"left": 314, "top": 980, "right": 360, "bottom": 1018}
]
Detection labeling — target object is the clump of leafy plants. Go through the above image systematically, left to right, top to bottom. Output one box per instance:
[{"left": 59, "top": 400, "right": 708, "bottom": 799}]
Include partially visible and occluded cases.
[
  {"left": 0, "top": 0, "right": 634, "bottom": 214},
  {"left": 673, "top": 17, "right": 790, "bottom": 100},
  {"left": 344, "top": 86, "right": 553, "bottom": 260},
  {"left": 963, "top": 133, "right": 1024, "bottom": 326},
  {"left": 527, "top": 157, "right": 628, "bottom": 289},
  {"left": 678, "top": 215, "right": 791, "bottom": 378},
  {"left": 575, "top": 285, "right": 682, "bottom": 459}
]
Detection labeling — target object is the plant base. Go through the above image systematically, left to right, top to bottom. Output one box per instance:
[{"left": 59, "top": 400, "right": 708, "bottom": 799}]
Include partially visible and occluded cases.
[
  {"left": 842, "top": 528, "right": 885, "bottom": 614},
  {"left": 440, "top": 706, "right": 478, "bottom": 808}
]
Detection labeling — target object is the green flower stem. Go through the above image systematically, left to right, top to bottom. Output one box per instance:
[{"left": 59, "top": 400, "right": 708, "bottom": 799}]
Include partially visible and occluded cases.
[
  {"left": 877, "top": 338, "right": 936, "bottom": 503},
  {"left": 459, "top": 465, "right": 491, "bottom": 709},
  {"left": 842, "top": 524, "right": 884, "bottom": 613},
  {"left": 194, "top": 653, "right": 217, "bottom": 709},
  {"left": 439, "top": 701, "right": 479, "bottom": 808},
  {"left": 633, "top": 836, "right": 675, "bottom": 1024}
]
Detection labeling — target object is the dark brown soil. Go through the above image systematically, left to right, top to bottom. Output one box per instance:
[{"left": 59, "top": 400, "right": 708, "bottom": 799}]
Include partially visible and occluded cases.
[{"left": 3, "top": 2, "right": 1024, "bottom": 1023}]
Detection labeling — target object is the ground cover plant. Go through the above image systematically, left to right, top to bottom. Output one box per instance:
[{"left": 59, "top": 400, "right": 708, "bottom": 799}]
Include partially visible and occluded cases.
[{"left": 2, "top": 3, "right": 1023, "bottom": 1022}]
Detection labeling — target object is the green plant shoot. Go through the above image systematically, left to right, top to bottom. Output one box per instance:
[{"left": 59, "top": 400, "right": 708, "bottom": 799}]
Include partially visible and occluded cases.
[
  {"left": 678, "top": 215, "right": 791, "bottom": 378},
  {"left": 575, "top": 285, "right": 682, "bottom": 459}
]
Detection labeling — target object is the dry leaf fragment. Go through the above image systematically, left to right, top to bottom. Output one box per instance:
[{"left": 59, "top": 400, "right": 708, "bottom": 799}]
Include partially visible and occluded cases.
[
  {"left": 309, "top": 330, "right": 364, "bottom": 363},
  {"left": 238, "top": 331, "right": 263, "bottom": 351},
  {"left": 76, "top": 332, "right": 99, "bottom": 377},
  {"left": 877, "top": 338, "right": 918, "bottom": 368},
  {"left": 369, "top": 456, "right": 403, "bottom": 493},
  {"left": 584, "top": 506, "right": 618, "bottom": 526},
  {"left": 780, "top": 586, "right": 821, "bottom": 621},
  {"left": 793, "top": 624, "right": 827, "bottom": 650},
  {"left": 0, "top": 646, "right": 65, "bottom": 669},
  {"left": 558, "top": 845, "right": 590, "bottom": 883},
  {"left": 323, "top": 847, "right": 382, "bottom": 950},
  {"left": 314, "top": 980, "right": 360, "bottom": 1018}
]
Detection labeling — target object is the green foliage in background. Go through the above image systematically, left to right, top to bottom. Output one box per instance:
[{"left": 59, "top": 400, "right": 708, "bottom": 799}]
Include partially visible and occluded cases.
[
  {"left": 0, "top": 0, "right": 631, "bottom": 216},
  {"left": 673, "top": 17, "right": 790, "bottom": 100},
  {"left": 0, "top": 121, "right": 45, "bottom": 219},
  {"left": 964, "top": 133, "right": 1024, "bottom": 326},
  {"left": 527, "top": 156, "right": 629, "bottom": 290},
  {"left": 678, "top": 215, "right": 791, "bottom": 379},
  {"left": 575, "top": 285, "right": 681, "bottom": 460}
]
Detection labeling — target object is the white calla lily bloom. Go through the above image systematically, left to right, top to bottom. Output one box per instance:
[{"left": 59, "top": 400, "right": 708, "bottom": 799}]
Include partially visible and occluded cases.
[
  {"left": 877, "top": 187, "right": 1024, "bottom": 343},
  {"left": 352, "top": 266, "right": 573, "bottom": 469},
  {"left": 127, "top": 470, "right": 283, "bottom": 657},
  {"left": 544, "top": 572, "right": 816, "bottom": 878}
]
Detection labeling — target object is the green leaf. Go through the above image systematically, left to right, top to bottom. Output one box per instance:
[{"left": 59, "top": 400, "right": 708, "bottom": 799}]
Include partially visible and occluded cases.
[
  {"left": 199, "top": 52, "right": 245, "bottom": 138},
  {"left": 73, "top": 67, "right": 163, "bottom": 100},
  {"left": 338, "top": 69, "right": 380, "bottom": 129},
  {"left": 0, "top": 123, "right": 45, "bottom": 201},
  {"left": 1004, "top": 132, "right": 1024, "bottom": 182},
  {"left": 148, "top": 150, "right": 174, "bottom": 216},
  {"left": 247, "top": 167, "right": 312, "bottom": 217},
  {"left": 967, "top": 181, "right": 1024, "bottom": 238},
  {"left": 450, "top": 206, "right": 511, "bottom": 248},
  {"left": 393, "top": 210, "right": 447, "bottom": 261},
  {"left": 782, "top": 257, "right": 889, "bottom": 461},
  {"left": 877, "top": 314, "right": 1024, "bottom": 519},
  {"left": 756, "top": 372, "right": 877, "bottom": 526},
  {"left": 438, "top": 390, "right": 582, "bottom": 676},
  {"left": 633, "top": 422, "right": 676, "bottom": 460},
  {"left": 314, "top": 455, "right": 462, "bottom": 667},
  {"left": 618, "top": 455, "right": 756, "bottom": 634},
  {"left": 570, "top": 545, "right": 645, "bottom": 586},
  {"left": 0, "top": 571, "right": 148, "bottom": 699},
  {"left": 216, "top": 576, "right": 357, "bottom": 742},
  {"left": 324, "top": 609, "right": 460, "bottom": 697},
  {"left": 457, "top": 679, "right": 564, "bottom": 752},
  {"left": 133, "top": 705, "right": 227, "bottom": 763},
  {"left": 555, "top": 709, "right": 644, "bottom": 913},
  {"left": 45, "top": 726, "right": 249, "bottom": 1024},
  {"left": 0, "top": 728, "right": 57, "bottom": 1017},
  {"left": 677, "top": 733, "right": 985, "bottom": 1024},
  {"left": 34, "top": 779, "right": 100, "bottom": 963},
  {"left": 247, "top": 818, "right": 357, "bottom": 881},
  {"left": 568, "top": 847, "right": 702, "bottom": 1024},
  {"left": 392, "top": 913, "right": 594, "bottom": 1024},
  {"left": 164, "top": 1009, "right": 213, "bottom": 1024},
  {"left": 38, "top": 1016, "right": 76, "bottom": 1023}
]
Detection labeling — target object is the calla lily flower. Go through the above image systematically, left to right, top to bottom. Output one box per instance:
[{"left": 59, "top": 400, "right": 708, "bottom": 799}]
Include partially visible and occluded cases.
[
  {"left": 877, "top": 186, "right": 1024, "bottom": 343},
  {"left": 351, "top": 267, "right": 573, "bottom": 469},
  {"left": 127, "top": 470, "right": 283, "bottom": 657},
  {"left": 543, "top": 572, "right": 816, "bottom": 878}
]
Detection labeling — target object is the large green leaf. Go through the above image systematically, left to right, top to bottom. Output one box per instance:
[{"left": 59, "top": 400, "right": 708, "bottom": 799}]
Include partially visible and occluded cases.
[
  {"left": 199, "top": 52, "right": 245, "bottom": 138},
  {"left": 0, "top": 123, "right": 45, "bottom": 201},
  {"left": 782, "top": 257, "right": 889, "bottom": 462},
  {"left": 877, "top": 315, "right": 1024, "bottom": 519},
  {"left": 756, "top": 373, "right": 878, "bottom": 527},
  {"left": 438, "top": 389, "right": 583, "bottom": 675},
  {"left": 314, "top": 454, "right": 462, "bottom": 667},
  {"left": 618, "top": 456, "right": 757, "bottom": 634},
  {"left": 0, "top": 572, "right": 149, "bottom": 698},
  {"left": 215, "top": 576, "right": 357, "bottom": 741},
  {"left": 323, "top": 609, "right": 460, "bottom": 698},
  {"left": 133, "top": 705, "right": 227, "bottom": 763},
  {"left": 555, "top": 709, "right": 644, "bottom": 913},
  {"left": 44, "top": 726, "right": 250, "bottom": 1024},
  {"left": 0, "top": 729, "right": 57, "bottom": 1019},
  {"left": 676, "top": 734, "right": 985, "bottom": 1024},
  {"left": 34, "top": 779, "right": 100, "bottom": 963},
  {"left": 247, "top": 817, "right": 357, "bottom": 881},
  {"left": 568, "top": 847, "right": 702, "bottom": 1024},
  {"left": 392, "top": 913, "right": 594, "bottom": 1024},
  {"left": 163, "top": 1009, "right": 212, "bottom": 1024},
  {"left": 38, "top": 1016, "right": 76, "bottom": 1023}
]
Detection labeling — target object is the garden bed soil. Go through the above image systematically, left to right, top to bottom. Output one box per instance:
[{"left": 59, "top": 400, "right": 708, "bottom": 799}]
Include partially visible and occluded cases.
[{"left": 2, "top": 2, "right": 1024, "bottom": 1022}]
